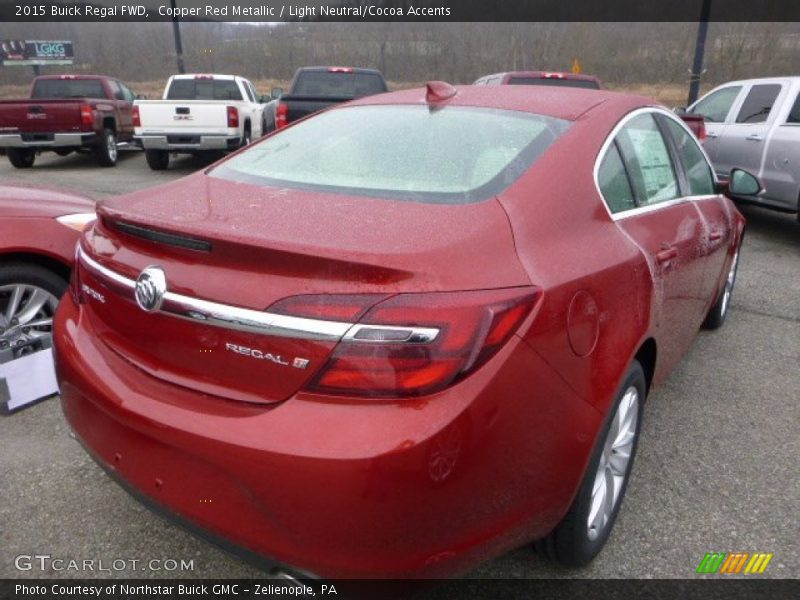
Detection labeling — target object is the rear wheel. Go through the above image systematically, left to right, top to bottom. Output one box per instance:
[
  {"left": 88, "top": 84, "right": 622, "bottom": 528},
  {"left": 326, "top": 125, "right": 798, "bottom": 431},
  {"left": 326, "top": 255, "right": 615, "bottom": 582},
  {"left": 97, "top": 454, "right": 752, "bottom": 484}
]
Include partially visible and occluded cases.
[
  {"left": 240, "top": 124, "right": 252, "bottom": 148},
  {"left": 94, "top": 128, "right": 118, "bottom": 167},
  {"left": 7, "top": 148, "right": 36, "bottom": 169},
  {"left": 145, "top": 149, "right": 169, "bottom": 170},
  {"left": 702, "top": 246, "right": 740, "bottom": 330},
  {"left": 536, "top": 361, "right": 645, "bottom": 566}
]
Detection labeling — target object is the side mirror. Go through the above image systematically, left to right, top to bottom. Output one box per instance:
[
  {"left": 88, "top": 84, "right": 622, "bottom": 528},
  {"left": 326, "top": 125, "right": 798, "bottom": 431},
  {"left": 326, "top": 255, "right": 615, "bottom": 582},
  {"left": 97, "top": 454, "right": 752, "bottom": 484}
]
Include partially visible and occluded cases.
[
  {"left": 270, "top": 87, "right": 283, "bottom": 100},
  {"left": 726, "top": 168, "right": 762, "bottom": 197}
]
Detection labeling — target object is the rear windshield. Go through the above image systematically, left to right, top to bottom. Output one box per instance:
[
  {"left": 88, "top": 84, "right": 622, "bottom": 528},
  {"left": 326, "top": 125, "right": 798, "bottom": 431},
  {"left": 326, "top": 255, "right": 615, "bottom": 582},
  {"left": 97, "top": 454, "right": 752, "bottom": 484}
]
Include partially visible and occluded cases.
[
  {"left": 291, "top": 72, "right": 386, "bottom": 98},
  {"left": 508, "top": 77, "right": 600, "bottom": 90},
  {"left": 31, "top": 79, "right": 106, "bottom": 99},
  {"left": 166, "top": 79, "right": 242, "bottom": 101},
  {"left": 212, "top": 105, "right": 570, "bottom": 204}
]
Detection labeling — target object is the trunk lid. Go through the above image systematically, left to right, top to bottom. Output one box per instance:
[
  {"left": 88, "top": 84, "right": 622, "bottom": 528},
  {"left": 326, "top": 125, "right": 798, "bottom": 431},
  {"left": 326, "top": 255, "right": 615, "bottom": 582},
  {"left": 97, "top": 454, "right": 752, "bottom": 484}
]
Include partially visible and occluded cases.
[
  {"left": 0, "top": 99, "right": 84, "bottom": 133},
  {"left": 136, "top": 101, "right": 233, "bottom": 132},
  {"left": 79, "top": 172, "right": 529, "bottom": 404}
]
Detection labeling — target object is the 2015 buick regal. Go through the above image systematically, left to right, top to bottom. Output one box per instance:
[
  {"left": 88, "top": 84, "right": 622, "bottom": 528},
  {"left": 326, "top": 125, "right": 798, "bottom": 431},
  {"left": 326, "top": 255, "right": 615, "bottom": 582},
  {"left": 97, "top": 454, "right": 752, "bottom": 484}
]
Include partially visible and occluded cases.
[{"left": 54, "top": 83, "right": 751, "bottom": 578}]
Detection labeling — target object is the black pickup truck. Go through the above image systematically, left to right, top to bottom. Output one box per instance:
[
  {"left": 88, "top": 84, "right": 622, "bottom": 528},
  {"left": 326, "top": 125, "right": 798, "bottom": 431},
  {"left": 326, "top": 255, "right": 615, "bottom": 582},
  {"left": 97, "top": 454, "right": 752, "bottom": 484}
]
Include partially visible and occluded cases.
[{"left": 263, "top": 67, "right": 388, "bottom": 133}]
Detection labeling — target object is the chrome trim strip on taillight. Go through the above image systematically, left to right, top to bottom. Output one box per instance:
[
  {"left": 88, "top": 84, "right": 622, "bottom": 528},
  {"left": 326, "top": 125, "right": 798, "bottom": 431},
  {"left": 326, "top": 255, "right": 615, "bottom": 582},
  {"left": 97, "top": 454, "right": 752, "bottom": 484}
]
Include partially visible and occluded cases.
[{"left": 77, "top": 247, "right": 440, "bottom": 344}]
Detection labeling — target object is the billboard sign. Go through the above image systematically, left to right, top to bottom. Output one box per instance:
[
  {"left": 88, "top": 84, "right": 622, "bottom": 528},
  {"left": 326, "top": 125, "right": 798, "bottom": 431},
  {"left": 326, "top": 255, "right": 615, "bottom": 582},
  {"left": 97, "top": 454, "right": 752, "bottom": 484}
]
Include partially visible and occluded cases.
[{"left": 0, "top": 40, "right": 74, "bottom": 66}]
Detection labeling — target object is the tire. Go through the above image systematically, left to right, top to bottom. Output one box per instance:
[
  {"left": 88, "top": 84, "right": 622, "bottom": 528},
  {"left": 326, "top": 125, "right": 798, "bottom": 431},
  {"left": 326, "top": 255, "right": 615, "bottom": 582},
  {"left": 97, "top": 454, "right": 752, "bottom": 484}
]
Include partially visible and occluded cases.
[
  {"left": 261, "top": 117, "right": 268, "bottom": 138},
  {"left": 240, "top": 124, "right": 252, "bottom": 148},
  {"left": 94, "top": 128, "right": 118, "bottom": 167},
  {"left": 7, "top": 148, "right": 35, "bottom": 169},
  {"left": 54, "top": 149, "right": 73, "bottom": 157},
  {"left": 145, "top": 149, "right": 169, "bottom": 171},
  {"left": 702, "top": 245, "right": 740, "bottom": 330},
  {"left": 0, "top": 262, "right": 67, "bottom": 356},
  {"left": 536, "top": 361, "right": 646, "bottom": 566}
]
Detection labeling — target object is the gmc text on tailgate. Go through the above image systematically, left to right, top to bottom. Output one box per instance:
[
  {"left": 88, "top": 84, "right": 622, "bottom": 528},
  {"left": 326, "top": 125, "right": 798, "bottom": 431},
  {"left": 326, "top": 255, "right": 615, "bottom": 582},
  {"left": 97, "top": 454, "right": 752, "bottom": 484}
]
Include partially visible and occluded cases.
[{"left": 0, "top": 74, "right": 137, "bottom": 168}]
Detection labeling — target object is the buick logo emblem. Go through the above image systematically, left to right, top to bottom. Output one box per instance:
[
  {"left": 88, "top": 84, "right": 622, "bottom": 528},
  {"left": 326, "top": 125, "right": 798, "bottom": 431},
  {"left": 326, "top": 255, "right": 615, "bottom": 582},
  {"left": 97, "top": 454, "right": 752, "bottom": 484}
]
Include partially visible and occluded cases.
[{"left": 134, "top": 266, "right": 167, "bottom": 313}]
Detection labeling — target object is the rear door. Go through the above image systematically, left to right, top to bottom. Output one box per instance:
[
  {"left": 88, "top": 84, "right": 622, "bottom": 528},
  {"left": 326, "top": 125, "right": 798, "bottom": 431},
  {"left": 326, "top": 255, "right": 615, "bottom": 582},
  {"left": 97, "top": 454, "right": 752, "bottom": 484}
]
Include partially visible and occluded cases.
[
  {"left": 714, "top": 82, "right": 786, "bottom": 179},
  {"left": 759, "top": 83, "right": 800, "bottom": 210},
  {"left": 689, "top": 84, "right": 744, "bottom": 164},
  {"left": 600, "top": 111, "right": 708, "bottom": 377},
  {"left": 658, "top": 114, "right": 731, "bottom": 306}
]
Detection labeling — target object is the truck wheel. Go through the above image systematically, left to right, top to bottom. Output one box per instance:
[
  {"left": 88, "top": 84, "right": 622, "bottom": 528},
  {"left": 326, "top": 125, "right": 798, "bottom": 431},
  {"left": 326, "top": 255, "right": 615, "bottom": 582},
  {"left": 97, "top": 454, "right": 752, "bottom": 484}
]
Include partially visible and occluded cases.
[
  {"left": 240, "top": 124, "right": 251, "bottom": 148},
  {"left": 94, "top": 128, "right": 118, "bottom": 167},
  {"left": 7, "top": 148, "right": 36, "bottom": 169},
  {"left": 145, "top": 149, "right": 169, "bottom": 171}
]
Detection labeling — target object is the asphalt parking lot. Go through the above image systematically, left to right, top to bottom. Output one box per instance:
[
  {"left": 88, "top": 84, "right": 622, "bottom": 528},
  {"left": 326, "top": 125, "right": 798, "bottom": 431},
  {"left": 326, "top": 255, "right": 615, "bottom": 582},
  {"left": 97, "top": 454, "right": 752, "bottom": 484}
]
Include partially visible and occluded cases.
[{"left": 1, "top": 150, "right": 798, "bottom": 580}]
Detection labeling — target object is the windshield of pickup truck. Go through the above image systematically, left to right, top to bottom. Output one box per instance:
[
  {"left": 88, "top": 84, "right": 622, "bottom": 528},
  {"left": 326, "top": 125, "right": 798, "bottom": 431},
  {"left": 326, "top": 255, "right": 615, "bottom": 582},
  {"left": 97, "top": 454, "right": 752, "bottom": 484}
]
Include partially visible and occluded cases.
[
  {"left": 292, "top": 72, "right": 386, "bottom": 98},
  {"left": 31, "top": 79, "right": 106, "bottom": 99},
  {"left": 166, "top": 79, "right": 243, "bottom": 101},
  {"left": 212, "top": 105, "right": 570, "bottom": 204}
]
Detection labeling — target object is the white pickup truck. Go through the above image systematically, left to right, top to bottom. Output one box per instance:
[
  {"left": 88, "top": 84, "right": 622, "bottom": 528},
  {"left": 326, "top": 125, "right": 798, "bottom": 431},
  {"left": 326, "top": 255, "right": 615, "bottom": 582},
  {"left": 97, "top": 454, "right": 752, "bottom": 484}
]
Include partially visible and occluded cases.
[
  {"left": 134, "top": 74, "right": 266, "bottom": 170},
  {"left": 688, "top": 76, "right": 800, "bottom": 218}
]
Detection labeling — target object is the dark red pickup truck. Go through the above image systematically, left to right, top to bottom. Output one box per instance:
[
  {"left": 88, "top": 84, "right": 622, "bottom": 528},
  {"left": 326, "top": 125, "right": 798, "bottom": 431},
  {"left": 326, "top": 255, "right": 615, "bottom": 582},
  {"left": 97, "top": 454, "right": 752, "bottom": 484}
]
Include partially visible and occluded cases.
[{"left": 0, "top": 74, "right": 137, "bottom": 168}]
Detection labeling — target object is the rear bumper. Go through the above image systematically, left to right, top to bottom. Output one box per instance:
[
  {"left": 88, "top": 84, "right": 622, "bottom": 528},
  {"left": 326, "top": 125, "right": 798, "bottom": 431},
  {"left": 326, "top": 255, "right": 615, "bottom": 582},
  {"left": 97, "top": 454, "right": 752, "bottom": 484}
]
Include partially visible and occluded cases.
[
  {"left": 0, "top": 132, "right": 96, "bottom": 148},
  {"left": 136, "top": 134, "right": 240, "bottom": 151},
  {"left": 54, "top": 293, "right": 600, "bottom": 578}
]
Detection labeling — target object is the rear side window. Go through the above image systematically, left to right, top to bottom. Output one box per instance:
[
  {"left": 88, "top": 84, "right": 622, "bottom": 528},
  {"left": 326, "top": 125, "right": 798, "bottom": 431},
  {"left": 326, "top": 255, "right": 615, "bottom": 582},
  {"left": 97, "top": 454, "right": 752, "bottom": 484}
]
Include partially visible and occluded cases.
[
  {"left": 292, "top": 72, "right": 386, "bottom": 98},
  {"left": 508, "top": 77, "right": 600, "bottom": 90},
  {"left": 31, "top": 79, "right": 105, "bottom": 99},
  {"left": 166, "top": 79, "right": 243, "bottom": 101},
  {"left": 735, "top": 84, "right": 781, "bottom": 123},
  {"left": 691, "top": 86, "right": 741, "bottom": 123},
  {"left": 787, "top": 91, "right": 800, "bottom": 124},
  {"left": 213, "top": 105, "right": 570, "bottom": 204},
  {"left": 615, "top": 113, "right": 680, "bottom": 206},
  {"left": 662, "top": 117, "right": 715, "bottom": 196},
  {"left": 598, "top": 143, "right": 636, "bottom": 213}
]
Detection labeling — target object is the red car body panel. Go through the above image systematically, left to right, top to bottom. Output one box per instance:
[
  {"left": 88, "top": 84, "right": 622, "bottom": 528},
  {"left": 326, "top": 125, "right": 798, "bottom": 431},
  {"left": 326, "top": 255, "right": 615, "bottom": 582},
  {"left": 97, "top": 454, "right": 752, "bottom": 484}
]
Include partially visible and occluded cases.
[
  {"left": 53, "top": 86, "right": 745, "bottom": 578},
  {"left": 0, "top": 183, "right": 93, "bottom": 267}
]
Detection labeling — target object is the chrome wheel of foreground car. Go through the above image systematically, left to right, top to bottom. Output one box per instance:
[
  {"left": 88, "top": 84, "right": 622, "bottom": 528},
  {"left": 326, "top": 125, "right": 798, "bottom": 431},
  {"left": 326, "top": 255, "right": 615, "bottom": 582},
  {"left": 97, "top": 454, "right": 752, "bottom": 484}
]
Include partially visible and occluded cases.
[
  {"left": 703, "top": 246, "right": 740, "bottom": 330},
  {"left": 0, "top": 264, "right": 65, "bottom": 360},
  {"left": 537, "top": 361, "right": 645, "bottom": 565},
  {"left": 587, "top": 385, "right": 639, "bottom": 541}
]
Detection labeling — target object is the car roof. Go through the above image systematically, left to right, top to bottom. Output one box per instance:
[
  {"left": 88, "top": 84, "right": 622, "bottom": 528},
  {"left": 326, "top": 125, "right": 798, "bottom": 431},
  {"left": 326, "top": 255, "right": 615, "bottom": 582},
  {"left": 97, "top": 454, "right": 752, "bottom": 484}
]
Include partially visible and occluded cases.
[
  {"left": 296, "top": 66, "right": 383, "bottom": 75},
  {"left": 709, "top": 76, "right": 800, "bottom": 87},
  {"left": 349, "top": 85, "right": 656, "bottom": 122}
]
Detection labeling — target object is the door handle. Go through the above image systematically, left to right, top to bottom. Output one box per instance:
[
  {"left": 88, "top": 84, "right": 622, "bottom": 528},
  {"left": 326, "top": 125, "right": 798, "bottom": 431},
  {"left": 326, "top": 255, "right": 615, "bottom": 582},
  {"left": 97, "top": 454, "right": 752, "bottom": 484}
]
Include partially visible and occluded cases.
[
  {"left": 706, "top": 132, "right": 719, "bottom": 138},
  {"left": 745, "top": 133, "right": 763, "bottom": 141},
  {"left": 709, "top": 230, "right": 723, "bottom": 241},
  {"left": 656, "top": 246, "right": 678, "bottom": 263}
]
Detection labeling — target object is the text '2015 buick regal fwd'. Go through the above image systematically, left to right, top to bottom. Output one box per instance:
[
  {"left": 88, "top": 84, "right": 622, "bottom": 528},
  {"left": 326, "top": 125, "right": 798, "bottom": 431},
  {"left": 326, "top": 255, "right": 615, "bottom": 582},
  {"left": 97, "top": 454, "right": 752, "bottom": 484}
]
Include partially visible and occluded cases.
[{"left": 54, "top": 82, "right": 749, "bottom": 579}]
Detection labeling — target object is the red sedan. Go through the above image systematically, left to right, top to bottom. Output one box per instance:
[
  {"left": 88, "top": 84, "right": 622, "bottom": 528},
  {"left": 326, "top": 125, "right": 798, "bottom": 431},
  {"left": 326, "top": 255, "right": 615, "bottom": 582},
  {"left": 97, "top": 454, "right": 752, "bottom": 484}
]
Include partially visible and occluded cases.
[
  {"left": 54, "top": 84, "right": 751, "bottom": 579},
  {"left": 1, "top": 184, "right": 94, "bottom": 363}
]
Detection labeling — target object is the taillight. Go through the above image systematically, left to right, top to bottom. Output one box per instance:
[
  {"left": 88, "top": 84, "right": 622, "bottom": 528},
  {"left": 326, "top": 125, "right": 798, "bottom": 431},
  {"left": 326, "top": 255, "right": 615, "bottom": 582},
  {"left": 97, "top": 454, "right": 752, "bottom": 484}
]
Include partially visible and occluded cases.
[
  {"left": 275, "top": 102, "right": 289, "bottom": 129},
  {"left": 80, "top": 104, "right": 94, "bottom": 128},
  {"left": 132, "top": 105, "right": 141, "bottom": 127},
  {"left": 227, "top": 105, "right": 238, "bottom": 128},
  {"left": 698, "top": 121, "right": 707, "bottom": 141},
  {"left": 273, "top": 288, "right": 540, "bottom": 398}
]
